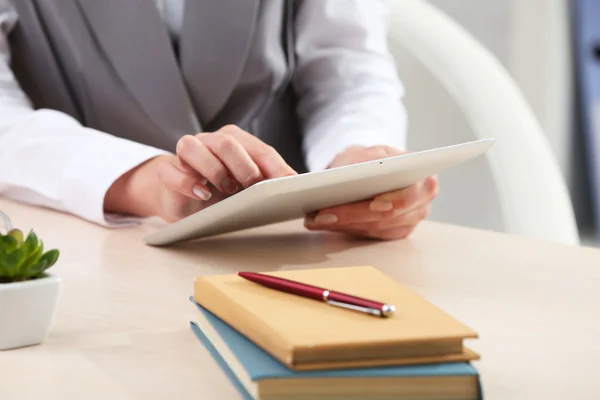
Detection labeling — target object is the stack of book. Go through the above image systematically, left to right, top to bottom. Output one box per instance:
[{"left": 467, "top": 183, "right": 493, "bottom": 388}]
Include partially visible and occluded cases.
[{"left": 190, "top": 266, "right": 482, "bottom": 400}]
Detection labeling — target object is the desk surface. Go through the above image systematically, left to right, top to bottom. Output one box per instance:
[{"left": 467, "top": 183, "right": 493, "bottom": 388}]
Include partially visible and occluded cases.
[{"left": 0, "top": 199, "right": 599, "bottom": 400}]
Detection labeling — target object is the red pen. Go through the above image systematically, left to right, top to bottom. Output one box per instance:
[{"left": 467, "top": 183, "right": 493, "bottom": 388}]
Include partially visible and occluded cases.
[{"left": 238, "top": 272, "right": 395, "bottom": 318}]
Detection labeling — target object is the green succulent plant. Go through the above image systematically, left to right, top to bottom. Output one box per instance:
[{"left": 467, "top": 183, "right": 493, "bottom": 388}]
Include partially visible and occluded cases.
[{"left": 0, "top": 229, "right": 59, "bottom": 283}]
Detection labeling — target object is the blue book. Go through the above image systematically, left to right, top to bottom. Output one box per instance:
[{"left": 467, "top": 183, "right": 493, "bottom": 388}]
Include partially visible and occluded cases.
[{"left": 190, "top": 299, "right": 483, "bottom": 400}]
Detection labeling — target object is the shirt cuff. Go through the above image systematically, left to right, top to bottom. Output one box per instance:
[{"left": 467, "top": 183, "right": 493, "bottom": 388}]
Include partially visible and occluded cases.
[{"left": 60, "top": 135, "right": 169, "bottom": 228}]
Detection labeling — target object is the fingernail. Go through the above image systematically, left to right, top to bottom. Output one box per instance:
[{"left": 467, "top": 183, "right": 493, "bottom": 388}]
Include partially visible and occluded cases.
[
  {"left": 426, "top": 176, "right": 438, "bottom": 191},
  {"left": 221, "top": 177, "right": 238, "bottom": 194},
  {"left": 193, "top": 185, "right": 212, "bottom": 201},
  {"left": 369, "top": 200, "right": 393, "bottom": 212},
  {"left": 314, "top": 214, "right": 338, "bottom": 225}
]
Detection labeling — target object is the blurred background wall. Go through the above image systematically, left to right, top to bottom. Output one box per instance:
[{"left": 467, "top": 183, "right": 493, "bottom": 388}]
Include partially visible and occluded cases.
[{"left": 395, "top": 0, "right": 597, "bottom": 244}]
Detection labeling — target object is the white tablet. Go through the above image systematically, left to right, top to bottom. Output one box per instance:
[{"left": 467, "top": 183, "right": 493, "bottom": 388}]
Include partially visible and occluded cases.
[{"left": 143, "top": 138, "right": 495, "bottom": 245}]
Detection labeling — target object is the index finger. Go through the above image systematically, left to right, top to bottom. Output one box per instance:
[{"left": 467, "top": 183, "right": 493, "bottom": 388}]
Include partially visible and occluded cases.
[
  {"left": 217, "top": 125, "right": 297, "bottom": 179},
  {"left": 374, "top": 176, "right": 438, "bottom": 208},
  {"left": 373, "top": 183, "right": 421, "bottom": 210},
  {"left": 309, "top": 200, "right": 390, "bottom": 226}
]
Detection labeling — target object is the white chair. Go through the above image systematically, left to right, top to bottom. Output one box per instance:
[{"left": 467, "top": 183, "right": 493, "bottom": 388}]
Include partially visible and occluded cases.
[{"left": 386, "top": 0, "right": 580, "bottom": 245}]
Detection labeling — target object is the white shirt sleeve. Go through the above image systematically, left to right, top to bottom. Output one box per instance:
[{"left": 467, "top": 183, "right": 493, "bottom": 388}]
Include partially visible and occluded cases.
[
  {"left": 293, "top": 0, "right": 408, "bottom": 172},
  {"left": 0, "top": 3, "right": 169, "bottom": 227}
]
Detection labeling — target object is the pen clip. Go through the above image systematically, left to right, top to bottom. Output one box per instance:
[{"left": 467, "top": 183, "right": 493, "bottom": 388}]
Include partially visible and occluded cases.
[{"left": 325, "top": 299, "right": 383, "bottom": 317}]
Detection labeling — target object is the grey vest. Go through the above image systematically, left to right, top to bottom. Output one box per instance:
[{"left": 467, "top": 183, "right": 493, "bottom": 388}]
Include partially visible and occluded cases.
[{"left": 7, "top": 0, "right": 308, "bottom": 172}]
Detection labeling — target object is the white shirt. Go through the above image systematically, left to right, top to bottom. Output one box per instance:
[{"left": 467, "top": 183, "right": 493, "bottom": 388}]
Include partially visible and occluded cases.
[{"left": 0, "top": 0, "right": 407, "bottom": 227}]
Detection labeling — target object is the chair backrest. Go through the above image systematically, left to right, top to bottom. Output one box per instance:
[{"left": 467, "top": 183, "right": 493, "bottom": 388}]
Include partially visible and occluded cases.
[{"left": 386, "top": 0, "right": 580, "bottom": 245}]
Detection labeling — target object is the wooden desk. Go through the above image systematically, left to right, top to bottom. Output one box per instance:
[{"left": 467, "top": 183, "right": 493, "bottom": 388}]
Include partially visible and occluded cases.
[{"left": 0, "top": 199, "right": 599, "bottom": 400}]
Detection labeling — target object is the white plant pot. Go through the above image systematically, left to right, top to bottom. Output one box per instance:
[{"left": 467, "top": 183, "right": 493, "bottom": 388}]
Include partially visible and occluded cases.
[{"left": 0, "top": 274, "right": 61, "bottom": 350}]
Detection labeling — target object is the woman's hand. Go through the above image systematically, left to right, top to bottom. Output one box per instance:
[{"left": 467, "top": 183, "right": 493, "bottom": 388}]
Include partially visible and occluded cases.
[
  {"left": 104, "top": 125, "right": 297, "bottom": 222},
  {"left": 304, "top": 145, "right": 439, "bottom": 240}
]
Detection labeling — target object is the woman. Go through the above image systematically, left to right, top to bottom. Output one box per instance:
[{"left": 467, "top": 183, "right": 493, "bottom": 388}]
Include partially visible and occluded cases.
[{"left": 0, "top": 0, "right": 437, "bottom": 240}]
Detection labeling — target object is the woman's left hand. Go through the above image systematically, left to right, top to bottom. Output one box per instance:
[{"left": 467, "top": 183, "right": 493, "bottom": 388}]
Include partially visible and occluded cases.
[{"left": 304, "top": 145, "right": 439, "bottom": 240}]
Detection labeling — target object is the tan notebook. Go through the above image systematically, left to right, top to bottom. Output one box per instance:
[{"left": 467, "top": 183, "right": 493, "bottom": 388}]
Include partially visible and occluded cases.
[{"left": 193, "top": 266, "right": 479, "bottom": 370}]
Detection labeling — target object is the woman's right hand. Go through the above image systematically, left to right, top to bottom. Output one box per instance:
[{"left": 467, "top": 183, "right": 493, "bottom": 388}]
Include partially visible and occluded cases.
[{"left": 104, "top": 125, "right": 297, "bottom": 222}]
